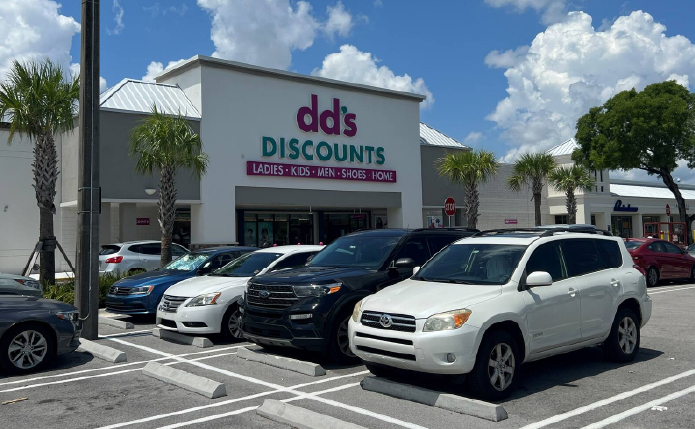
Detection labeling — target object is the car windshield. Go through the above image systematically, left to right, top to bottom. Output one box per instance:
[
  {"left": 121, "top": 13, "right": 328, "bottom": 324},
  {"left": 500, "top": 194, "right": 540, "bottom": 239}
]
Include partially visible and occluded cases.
[
  {"left": 309, "top": 235, "right": 401, "bottom": 269},
  {"left": 624, "top": 241, "right": 643, "bottom": 250},
  {"left": 413, "top": 243, "right": 526, "bottom": 285},
  {"left": 211, "top": 252, "right": 282, "bottom": 277},
  {"left": 163, "top": 253, "right": 209, "bottom": 271}
]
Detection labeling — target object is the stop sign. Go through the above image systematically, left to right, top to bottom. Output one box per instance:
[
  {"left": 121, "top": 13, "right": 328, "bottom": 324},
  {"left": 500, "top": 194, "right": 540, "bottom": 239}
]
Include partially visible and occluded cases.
[
  {"left": 444, "top": 197, "right": 456, "bottom": 216},
  {"left": 666, "top": 204, "right": 671, "bottom": 216}
]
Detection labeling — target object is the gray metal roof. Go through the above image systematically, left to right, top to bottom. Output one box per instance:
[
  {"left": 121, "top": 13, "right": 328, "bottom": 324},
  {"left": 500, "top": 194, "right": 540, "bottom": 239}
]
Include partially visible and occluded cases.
[
  {"left": 99, "top": 79, "right": 201, "bottom": 120},
  {"left": 420, "top": 123, "right": 469, "bottom": 149},
  {"left": 546, "top": 138, "right": 579, "bottom": 156},
  {"left": 611, "top": 182, "right": 695, "bottom": 200}
]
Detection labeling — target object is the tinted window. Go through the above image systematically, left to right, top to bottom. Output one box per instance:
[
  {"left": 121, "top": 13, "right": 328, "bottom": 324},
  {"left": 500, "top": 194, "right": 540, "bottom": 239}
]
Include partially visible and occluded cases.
[
  {"left": 309, "top": 235, "right": 401, "bottom": 269},
  {"left": 427, "top": 235, "right": 462, "bottom": 254},
  {"left": 395, "top": 237, "right": 431, "bottom": 266},
  {"left": 561, "top": 239, "right": 608, "bottom": 277},
  {"left": 595, "top": 240, "right": 623, "bottom": 268},
  {"left": 526, "top": 242, "right": 565, "bottom": 281},
  {"left": 647, "top": 242, "right": 666, "bottom": 253},
  {"left": 663, "top": 242, "right": 683, "bottom": 254},
  {"left": 135, "top": 243, "right": 161, "bottom": 255},
  {"left": 128, "top": 244, "right": 143, "bottom": 254},
  {"left": 413, "top": 244, "right": 526, "bottom": 285},
  {"left": 100, "top": 245, "right": 121, "bottom": 255},
  {"left": 212, "top": 252, "right": 282, "bottom": 277},
  {"left": 272, "top": 252, "right": 317, "bottom": 271}
]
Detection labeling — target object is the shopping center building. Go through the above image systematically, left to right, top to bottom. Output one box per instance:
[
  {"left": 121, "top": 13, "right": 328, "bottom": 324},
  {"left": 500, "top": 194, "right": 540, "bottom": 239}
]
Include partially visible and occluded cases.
[{"left": 0, "top": 55, "right": 693, "bottom": 274}]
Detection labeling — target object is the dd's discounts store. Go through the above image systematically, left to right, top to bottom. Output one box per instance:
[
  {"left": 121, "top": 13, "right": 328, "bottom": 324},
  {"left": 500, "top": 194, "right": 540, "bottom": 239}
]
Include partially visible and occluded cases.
[{"left": 157, "top": 56, "right": 425, "bottom": 247}]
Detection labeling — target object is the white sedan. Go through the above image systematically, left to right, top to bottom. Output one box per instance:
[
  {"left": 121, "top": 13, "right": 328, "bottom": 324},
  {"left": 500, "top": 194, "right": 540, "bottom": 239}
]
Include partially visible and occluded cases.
[{"left": 156, "top": 245, "right": 323, "bottom": 340}]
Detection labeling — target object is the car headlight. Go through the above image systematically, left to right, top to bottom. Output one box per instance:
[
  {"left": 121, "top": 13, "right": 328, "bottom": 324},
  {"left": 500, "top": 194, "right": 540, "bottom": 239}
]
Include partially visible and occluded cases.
[
  {"left": 293, "top": 283, "right": 342, "bottom": 298},
  {"left": 129, "top": 285, "right": 155, "bottom": 295},
  {"left": 186, "top": 292, "right": 222, "bottom": 307},
  {"left": 352, "top": 299, "right": 363, "bottom": 322},
  {"left": 423, "top": 309, "right": 472, "bottom": 332},
  {"left": 56, "top": 310, "right": 79, "bottom": 322}
]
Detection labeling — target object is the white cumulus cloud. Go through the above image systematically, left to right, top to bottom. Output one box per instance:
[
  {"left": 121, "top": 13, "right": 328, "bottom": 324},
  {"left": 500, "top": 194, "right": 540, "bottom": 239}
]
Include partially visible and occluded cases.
[
  {"left": 0, "top": 0, "right": 80, "bottom": 80},
  {"left": 108, "top": 0, "right": 125, "bottom": 35},
  {"left": 196, "top": 0, "right": 356, "bottom": 70},
  {"left": 485, "top": 0, "right": 568, "bottom": 24},
  {"left": 325, "top": 1, "right": 353, "bottom": 39},
  {"left": 486, "top": 11, "right": 695, "bottom": 163},
  {"left": 312, "top": 44, "right": 434, "bottom": 109},
  {"left": 484, "top": 46, "right": 529, "bottom": 69},
  {"left": 141, "top": 59, "right": 186, "bottom": 83},
  {"left": 464, "top": 131, "right": 483, "bottom": 144}
]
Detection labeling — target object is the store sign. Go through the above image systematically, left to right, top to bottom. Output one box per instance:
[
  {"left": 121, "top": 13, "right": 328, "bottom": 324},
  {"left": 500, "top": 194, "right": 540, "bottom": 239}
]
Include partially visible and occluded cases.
[
  {"left": 297, "top": 94, "right": 357, "bottom": 137},
  {"left": 262, "top": 137, "right": 385, "bottom": 165},
  {"left": 247, "top": 160, "right": 396, "bottom": 183},
  {"left": 444, "top": 197, "right": 456, "bottom": 216},
  {"left": 614, "top": 200, "right": 638, "bottom": 212},
  {"left": 666, "top": 204, "right": 671, "bottom": 216},
  {"left": 136, "top": 218, "right": 150, "bottom": 226},
  {"left": 504, "top": 219, "right": 518, "bottom": 225}
]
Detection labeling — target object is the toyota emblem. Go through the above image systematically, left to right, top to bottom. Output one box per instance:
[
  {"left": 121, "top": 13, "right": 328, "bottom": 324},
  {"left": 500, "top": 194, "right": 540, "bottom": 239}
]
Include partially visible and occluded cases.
[
  {"left": 259, "top": 290, "right": 270, "bottom": 299},
  {"left": 379, "top": 314, "right": 393, "bottom": 328}
]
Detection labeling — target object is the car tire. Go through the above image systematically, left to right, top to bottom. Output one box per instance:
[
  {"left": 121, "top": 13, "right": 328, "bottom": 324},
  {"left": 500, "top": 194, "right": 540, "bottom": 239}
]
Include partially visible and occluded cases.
[
  {"left": 689, "top": 265, "right": 695, "bottom": 283},
  {"left": 646, "top": 267, "right": 659, "bottom": 288},
  {"left": 221, "top": 304, "right": 244, "bottom": 342},
  {"left": 327, "top": 307, "right": 361, "bottom": 365},
  {"left": 604, "top": 307, "right": 640, "bottom": 363},
  {"left": 0, "top": 323, "right": 55, "bottom": 374},
  {"left": 466, "top": 329, "right": 520, "bottom": 401},
  {"left": 365, "top": 362, "right": 397, "bottom": 379}
]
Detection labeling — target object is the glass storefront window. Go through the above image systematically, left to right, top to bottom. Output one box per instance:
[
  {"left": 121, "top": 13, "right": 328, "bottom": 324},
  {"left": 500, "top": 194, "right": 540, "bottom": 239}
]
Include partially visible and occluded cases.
[
  {"left": 243, "top": 213, "right": 258, "bottom": 247},
  {"left": 611, "top": 215, "right": 634, "bottom": 238}
]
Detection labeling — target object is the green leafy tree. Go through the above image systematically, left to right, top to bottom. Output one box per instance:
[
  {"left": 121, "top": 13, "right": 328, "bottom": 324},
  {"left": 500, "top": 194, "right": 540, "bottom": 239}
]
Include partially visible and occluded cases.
[
  {"left": 0, "top": 60, "right": 79, "bottom": 284},
  {"left": 574, "top": 81, "right": 695, "bottom": 242},
  {"left": 130, "top": 106, "right": 209, "bottom": 266},
  {"left": 436, "top": 150, "right": 498, "bottom": 229},
  {"left": 508, "top": 153, "right": 557, "bottom": 226},
  {"left": 548, "top": 165, "right": 594, "bottom": 224}
]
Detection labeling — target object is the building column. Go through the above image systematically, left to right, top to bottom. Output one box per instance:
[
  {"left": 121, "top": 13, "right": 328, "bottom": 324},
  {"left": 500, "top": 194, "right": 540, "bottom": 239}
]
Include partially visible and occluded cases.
[
  {"left": 99, "top": 202, "right": 111, "bottom": 246},
  {"left": 119, "top": 203, "right": 137, "bottom": 242},
  {"left": 387, "top": 207, "right": 403, "bottom": 229},
  {"left": 633, "top": 214, "right": 644, "bottom": 239}
]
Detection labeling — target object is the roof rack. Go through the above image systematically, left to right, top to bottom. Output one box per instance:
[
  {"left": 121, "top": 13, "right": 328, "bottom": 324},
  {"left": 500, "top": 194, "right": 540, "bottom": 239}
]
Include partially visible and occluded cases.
[
  {"left": 474, "top": 226, "right": 612, "bottom": 237},
  {"left": 411, "top": 227, "right": 480, "bottom": 233}
]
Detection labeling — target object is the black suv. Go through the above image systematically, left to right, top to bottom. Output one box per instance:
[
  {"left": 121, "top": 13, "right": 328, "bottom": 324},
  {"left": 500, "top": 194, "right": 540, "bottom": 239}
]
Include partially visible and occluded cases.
[{"left": 240, "top": 227, "right": 478, "bottom": 363}]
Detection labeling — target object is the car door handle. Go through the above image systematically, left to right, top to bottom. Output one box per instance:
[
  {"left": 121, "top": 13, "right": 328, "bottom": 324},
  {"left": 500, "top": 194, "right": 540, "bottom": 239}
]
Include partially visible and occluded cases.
[
  {"left": 610, "top": 278, "right": 621, "bottom": 287},
  {"left": 568, "top": 287, "right": 577, "bottom": 297}
]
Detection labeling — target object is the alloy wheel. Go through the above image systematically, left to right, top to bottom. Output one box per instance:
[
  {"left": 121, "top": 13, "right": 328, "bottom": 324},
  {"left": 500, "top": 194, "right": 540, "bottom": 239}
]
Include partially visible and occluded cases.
[
  {"left": 648, "top": 269, "right": 658, "bottom": 287},
  {"left": 228, "top": 309, "right": 243, "bottom": 338},
  {"left": 618, "top": 317, "right": 637, "bottom": 355},
  {"left": 337, "top": 318, "right": 356, "bottom": 358},
  {"left": 8, "top": 330, "right": 48, "bottom": 370},
  {"left": 487, "top": 343, "right": 515, "bottom": 392}
]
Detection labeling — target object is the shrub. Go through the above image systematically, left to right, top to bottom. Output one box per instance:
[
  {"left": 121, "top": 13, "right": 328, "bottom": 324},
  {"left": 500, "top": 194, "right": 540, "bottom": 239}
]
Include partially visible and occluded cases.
[{"left": 42, "top": 271, "right": 137, "bottom": 308}]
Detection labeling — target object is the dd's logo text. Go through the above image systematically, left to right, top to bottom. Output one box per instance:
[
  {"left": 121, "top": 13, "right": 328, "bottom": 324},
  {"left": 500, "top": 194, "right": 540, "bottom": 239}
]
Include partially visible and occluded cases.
[{"left": 297, "top": 94, "right": 357, "bottom": 137}]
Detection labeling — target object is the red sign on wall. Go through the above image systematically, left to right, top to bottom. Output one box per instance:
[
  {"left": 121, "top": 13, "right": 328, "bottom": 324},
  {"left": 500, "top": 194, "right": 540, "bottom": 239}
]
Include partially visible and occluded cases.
[
  {"left": 246, "top": 160, "right": 396, "bottom": 183},
  {"left": 444, "top": 197, "right": 456, "bottom": 216},
  {"left": 666, "top": 204, "right": 671, "bottom": 216},
  {"left": 136, "top": 218, "right": 150, "bottom": 226},
  {"left": 504, "top": 219, "right": 518, "bottom": 225}
]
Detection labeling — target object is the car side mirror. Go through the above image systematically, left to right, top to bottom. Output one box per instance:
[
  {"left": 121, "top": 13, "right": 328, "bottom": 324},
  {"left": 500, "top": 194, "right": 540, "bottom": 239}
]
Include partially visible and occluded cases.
[
  {"left": 394, "top": 258, "right": 415, "bottom": 269},
  {"left": 197, "top": 262, "right": 213, "bottom": 275},
  {"left": 526, "top": 271, "right": 553, "bottom": 287}
]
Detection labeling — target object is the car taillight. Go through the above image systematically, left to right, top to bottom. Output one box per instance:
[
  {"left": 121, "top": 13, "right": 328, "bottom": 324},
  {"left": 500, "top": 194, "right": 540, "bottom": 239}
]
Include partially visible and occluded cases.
[
  {"left": 105, "top": 256, "right": 123, "bottom": 264},
  {"left": 633, "top": 264, "right": 646, "bottom": 276}
]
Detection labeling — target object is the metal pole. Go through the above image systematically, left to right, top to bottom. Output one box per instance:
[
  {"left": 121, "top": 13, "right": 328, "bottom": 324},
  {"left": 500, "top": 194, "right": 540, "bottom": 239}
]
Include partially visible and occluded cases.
[{"left": 75, "top": 0, "right": 100, "bottom": 340}]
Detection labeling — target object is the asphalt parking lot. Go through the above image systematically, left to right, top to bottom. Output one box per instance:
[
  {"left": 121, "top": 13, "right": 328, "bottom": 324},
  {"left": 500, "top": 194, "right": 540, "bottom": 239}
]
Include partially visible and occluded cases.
[{"left": 2, "top": 282, "right": 695, "bottom": 429}]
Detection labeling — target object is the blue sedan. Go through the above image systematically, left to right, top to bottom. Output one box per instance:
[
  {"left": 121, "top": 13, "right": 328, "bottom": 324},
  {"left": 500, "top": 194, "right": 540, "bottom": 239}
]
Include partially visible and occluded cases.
[{"left": 105, "top": 246, "right": 257, "bottom": 315}]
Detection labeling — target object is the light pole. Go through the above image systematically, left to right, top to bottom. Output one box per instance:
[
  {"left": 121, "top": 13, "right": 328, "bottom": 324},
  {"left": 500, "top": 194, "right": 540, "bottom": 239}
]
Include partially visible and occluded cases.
[{"left": 75, "top": 0, "right": 100, "bottom": 340}]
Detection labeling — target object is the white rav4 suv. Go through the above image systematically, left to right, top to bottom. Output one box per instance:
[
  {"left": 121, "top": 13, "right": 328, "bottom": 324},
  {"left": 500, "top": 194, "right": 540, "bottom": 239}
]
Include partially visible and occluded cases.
[{"left": 349, "top": 227, "right": 652, "bottom": 400}]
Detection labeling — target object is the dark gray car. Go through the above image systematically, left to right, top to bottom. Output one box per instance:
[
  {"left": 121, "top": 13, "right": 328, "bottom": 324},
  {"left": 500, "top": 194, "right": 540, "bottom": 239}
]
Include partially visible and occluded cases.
[{"left": 0, "top": 297, "right": 82, "bottom": 374}]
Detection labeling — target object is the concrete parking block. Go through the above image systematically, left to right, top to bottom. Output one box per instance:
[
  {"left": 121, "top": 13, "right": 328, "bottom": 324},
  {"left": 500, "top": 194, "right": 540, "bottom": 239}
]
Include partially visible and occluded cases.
[
  {"left": 99, "top": 317, "right": 134, "bottom": 330},
  {"left": 153, "top": 327, "right": 213, "bottom": 348},
  {"left": 77, "top": 338, "right": 127, "bottom": 363},
  {"left": 237, "top": 346, "right": 326, "bottom": 376},
  {"left": 142, "top": 362, "right": 227, "bottom": 399},
  {"left": 361, "top": 376, "right": 508, "bottom": 422},
  {"left": 257, "top": 399, "right": 367, "bottom": 429}
]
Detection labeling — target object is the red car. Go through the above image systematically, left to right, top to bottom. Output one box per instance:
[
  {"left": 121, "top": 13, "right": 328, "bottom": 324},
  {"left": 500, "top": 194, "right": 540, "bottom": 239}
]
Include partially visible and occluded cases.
[{"left": 624, "top": 238, "right": 695, "bottom": 287}]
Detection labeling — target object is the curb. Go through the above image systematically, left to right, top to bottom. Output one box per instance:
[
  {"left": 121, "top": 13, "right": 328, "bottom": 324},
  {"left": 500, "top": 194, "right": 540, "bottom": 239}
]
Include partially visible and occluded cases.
[
  {"left": 99, "top": 317, "right": 134, "bottom": 330},
  {"left": 153, "top": 328, "right": 213, "bottom": 348},
  {"left": 77, "top": 338, "right": 127, "bottom": 363},
  {"left": 237, "top": 347, "right": 326, "bottom": 376},
  {"left": 142, "top": 362, "right": 227, "bottom": 399},
  {"left": 361, "top": 376, "right": 508, "bottom": 422},
  {"left": 257, "top": 399, "right": 366, "bottom": 429}
]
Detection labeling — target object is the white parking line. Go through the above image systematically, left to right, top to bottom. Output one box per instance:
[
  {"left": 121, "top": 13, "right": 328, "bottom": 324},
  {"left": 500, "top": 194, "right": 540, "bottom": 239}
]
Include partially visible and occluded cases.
[
  {"left": 649, "top": 286, "right": 695, "bottom": 295},
  {"left": 99, "top": 329, "right": 154, "bottom": 338},
  {"left": 0, "top": 352, "right": 237, "bottom": 394},
  {"left": 520, "top": 369, "right": 695, "bottom": 429},
  {"left": 98, "top": 371, "right": 369, "bottom": 429},
  {"left": 581, "top": 384, "right": 695, "bottom": 428}
]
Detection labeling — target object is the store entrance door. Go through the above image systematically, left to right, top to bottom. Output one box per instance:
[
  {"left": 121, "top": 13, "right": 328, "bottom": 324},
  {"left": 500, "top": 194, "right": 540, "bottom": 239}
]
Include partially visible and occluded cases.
[
  {"left": 323, "top": 213, "right": 369, "bottom": 244},
  {"left": 611, "top": 215, "right": 634, "bottom": 238}
]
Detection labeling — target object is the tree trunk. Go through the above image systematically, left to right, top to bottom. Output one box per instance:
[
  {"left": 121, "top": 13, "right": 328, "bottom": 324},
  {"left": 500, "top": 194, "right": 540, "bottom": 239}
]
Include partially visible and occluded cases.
[
  {"left": 33, "top": 134, "right": 59, "bottom": 284},
  {"left": 159, "top": 165, "right": 177, "bottom": 267},
  {"left": 660, "top": 169, "right": 692, "bottom": 244},
  {"left": 532, "top": 178, "right": 543, "bottom": 226},
  {"left": 463, "top": 182, "right": 479, "bottom": 229},
  {"left": 566, "top": 189, "right": 577, "bottom": 224}
]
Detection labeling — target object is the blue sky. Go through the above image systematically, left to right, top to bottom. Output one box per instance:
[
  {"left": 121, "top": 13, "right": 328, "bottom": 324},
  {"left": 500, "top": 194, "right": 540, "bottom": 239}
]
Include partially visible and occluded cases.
[{"left": 6, "top": 0, "right": 695, "bottom": 181}]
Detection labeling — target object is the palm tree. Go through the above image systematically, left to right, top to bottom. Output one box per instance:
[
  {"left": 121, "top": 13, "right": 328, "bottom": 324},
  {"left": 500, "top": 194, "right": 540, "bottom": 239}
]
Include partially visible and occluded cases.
[
  {"left": 0, "top": 60, "right": 79, "bottom": 284},
  {"left": 130, "top": 106, "right": 209, "bottom": 266},
  {"left": 436, "top": 150, "right": 498, "bottom": 229},
  {"left": 508, "top": 153, "right": 557, "bottom": 226},
  {"left": 548, "top": 165, "right": 594, "bottom": 224}
]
